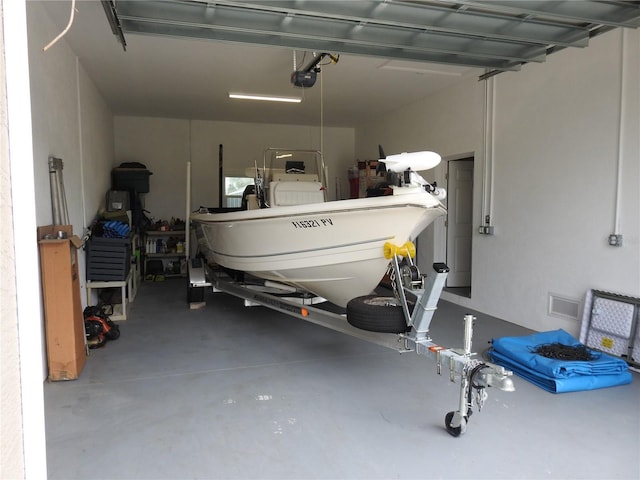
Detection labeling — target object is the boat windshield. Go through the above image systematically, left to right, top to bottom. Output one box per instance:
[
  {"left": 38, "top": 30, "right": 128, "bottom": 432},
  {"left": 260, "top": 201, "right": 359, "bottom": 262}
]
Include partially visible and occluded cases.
[
  {"left": 241, "top": 148, "right": 327, "bottom": 208},
  {"left": 261, "top": 148, "right": 325, "bottom": 185}
]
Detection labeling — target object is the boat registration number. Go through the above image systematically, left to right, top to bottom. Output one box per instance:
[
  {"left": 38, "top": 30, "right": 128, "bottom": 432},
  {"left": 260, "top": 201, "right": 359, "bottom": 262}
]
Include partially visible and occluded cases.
[{"left": 291, "top": 218, "right": 333, "bottom": 229}]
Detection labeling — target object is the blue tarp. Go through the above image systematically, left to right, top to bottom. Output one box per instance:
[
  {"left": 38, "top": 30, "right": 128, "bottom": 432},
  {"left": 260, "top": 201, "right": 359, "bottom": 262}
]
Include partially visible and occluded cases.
[{"left": 488, "top": 329, "right": 632, "bottom": 393}]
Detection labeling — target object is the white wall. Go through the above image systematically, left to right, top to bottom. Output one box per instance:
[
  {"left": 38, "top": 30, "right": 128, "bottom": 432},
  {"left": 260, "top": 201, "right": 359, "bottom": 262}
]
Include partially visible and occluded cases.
[
  {"left": 26, "top": 1, "right": 115, "bottom": 362},
  {"left": 27, "top": 1, "right": 114, "bottom": 242},
  {"left": 5, "top": 2, "right": 116, "bottom": 475},
  {"left": 28, "top": 9, "right": 80, "bottom": 227},
  {"left": 356, "top": 28, "right": 640, "bottom": 335},
  {"left": 476, "top": 28, "right": 639, "bottom": 333},
  {"left": 78, "top": 65, "right": 116, "bottom": 226},
  {"left": 355, "top": 73, "right": 484, "bottom": 274},
  {"left": 114, "top": 116, "right": 355, "bottom": 222},
  {"left": 114, "top": 117, "right": 190, "bottom": 223}
]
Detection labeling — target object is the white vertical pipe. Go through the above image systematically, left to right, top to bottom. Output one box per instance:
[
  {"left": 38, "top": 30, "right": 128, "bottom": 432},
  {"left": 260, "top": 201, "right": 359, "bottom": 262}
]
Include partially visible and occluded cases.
[
  {"left": 614, "top": 30, "right": 626, "bottom": 236},
  {"left": 320, "top": 58, "right": 324, "bottom": 156},
  {"left": 319, "top": 67, "right": 325, "bottom": 198},
  {"left": 481, "top": 77, "right": 495, "bottom": 226},
  {"left": 489, "top": 78, "right": 496, "bottom": 224},
  {"left": 481, "top": 80, "right": 488, "bottom": 226},
  {"left": 185, "top": 120, "right": 192, "bottom": 259},
  {"left": 185, "top": 161, "right": 191, "bottom": 260}
]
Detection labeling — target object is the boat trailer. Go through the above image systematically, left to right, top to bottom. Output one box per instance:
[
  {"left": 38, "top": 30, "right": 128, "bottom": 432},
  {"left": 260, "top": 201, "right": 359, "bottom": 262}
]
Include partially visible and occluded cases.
[{"left": 188, "top": 242, "right": 514, "bottom": 437}]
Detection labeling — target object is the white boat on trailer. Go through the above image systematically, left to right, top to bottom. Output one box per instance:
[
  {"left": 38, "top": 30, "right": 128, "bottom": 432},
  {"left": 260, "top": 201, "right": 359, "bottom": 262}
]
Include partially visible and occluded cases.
[
  {"left": 189, "top": 148, "right": 514, "bottom": 436},
  {"left": 191, "top": 148, "right": 446, "bottom": 307}
]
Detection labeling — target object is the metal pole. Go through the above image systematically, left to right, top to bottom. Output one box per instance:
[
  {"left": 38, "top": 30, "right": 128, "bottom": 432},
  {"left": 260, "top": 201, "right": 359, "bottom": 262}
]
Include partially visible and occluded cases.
[
  {"left": 218, "top": 144, "right": 223, "bottom": 208},
  {"left": 48, "top": 156, "right": 69, "bottom": 225},
  {"left": 185, "top": 161, "right": 191, "bottom": 259},
  {"left": 58, "top": 167, "right": 69, "bottom": 225},
  {"left": 49, "top": 169, "right": 61, "bottom": 224}
]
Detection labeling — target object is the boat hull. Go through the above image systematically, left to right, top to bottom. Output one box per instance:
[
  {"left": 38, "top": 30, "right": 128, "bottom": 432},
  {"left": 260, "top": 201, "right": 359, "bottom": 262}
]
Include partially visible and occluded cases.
[{"left": 192, "top": 190, "right": 446, "bottom": 307}]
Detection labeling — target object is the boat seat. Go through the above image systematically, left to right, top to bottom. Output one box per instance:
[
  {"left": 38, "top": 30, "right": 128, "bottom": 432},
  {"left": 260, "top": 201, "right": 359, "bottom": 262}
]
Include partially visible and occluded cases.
[{"left": 269, "top": 181, "right": 325, "bottom": 206}]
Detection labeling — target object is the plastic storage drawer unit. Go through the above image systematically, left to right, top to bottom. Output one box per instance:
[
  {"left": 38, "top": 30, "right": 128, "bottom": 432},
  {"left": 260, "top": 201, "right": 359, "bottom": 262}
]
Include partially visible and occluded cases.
[{"left": 86, "top": 236, "right": 132, "bottom": 281}]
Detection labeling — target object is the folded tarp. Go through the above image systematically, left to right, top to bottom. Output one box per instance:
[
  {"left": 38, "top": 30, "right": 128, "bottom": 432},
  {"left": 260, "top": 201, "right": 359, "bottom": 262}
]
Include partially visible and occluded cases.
[{"left": 488, "top": 329, "right": 632, "bottom": 393}]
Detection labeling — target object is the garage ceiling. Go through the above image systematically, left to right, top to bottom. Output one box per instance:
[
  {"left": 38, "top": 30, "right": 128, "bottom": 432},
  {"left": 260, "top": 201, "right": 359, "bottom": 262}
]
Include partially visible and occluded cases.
[
  {"left": 105, "top": 0, "right": 640, "bottom": 74},
  {"left": 41, "top": 1, "right": 640, "bottom": 127}
]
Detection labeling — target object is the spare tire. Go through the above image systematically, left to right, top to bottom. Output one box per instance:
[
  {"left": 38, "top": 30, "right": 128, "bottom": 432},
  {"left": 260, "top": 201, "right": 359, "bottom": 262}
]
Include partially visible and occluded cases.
[{"left": 346, "top": 295, "right": 412, "bottom": 333}]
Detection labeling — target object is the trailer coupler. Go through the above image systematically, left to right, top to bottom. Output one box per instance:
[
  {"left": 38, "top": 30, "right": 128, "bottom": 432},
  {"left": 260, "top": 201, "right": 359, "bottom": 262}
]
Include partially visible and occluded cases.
[
  {"left": 387, "top": 244, "right": 515, "bottom": 436},
  {"left": 404, "top": 316, "right": 514, "bottom": 436}
]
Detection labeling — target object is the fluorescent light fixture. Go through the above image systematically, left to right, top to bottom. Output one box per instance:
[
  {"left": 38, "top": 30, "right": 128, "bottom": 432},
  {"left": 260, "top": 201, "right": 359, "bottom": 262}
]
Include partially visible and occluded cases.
[
  {"left": 228, "top": 93, "right": 302, "bottom": 103},
  {"left": 275, "top": 153, "right": 293, "bottom": 159}
]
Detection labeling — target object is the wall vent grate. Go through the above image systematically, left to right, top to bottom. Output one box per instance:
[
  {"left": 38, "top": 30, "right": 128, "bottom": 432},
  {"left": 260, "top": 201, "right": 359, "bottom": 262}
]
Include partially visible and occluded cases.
[{"left": 548, "top": 293, "right": 580, "bottom": 320}]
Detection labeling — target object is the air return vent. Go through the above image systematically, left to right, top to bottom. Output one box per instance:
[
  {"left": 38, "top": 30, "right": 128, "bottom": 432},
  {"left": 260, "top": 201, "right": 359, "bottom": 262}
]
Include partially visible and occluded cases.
[{"left": 548, "top": 293, "right": 580, "bottom": 320}]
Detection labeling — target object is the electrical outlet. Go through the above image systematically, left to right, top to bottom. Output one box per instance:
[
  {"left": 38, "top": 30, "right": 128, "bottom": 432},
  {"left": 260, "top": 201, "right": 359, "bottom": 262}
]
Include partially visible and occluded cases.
[{"left": 608, "top": 234, "right": 622, "bottom": 247}]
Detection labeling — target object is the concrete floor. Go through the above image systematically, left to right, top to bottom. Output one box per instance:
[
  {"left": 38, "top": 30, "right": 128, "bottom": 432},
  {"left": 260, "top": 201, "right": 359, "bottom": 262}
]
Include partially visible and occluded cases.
[{"left": 45, "top": 278, "right": 640, "bottom": 479}]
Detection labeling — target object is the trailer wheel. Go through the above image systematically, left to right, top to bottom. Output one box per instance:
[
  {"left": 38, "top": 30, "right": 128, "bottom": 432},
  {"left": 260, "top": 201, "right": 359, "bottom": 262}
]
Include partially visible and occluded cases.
[
  {"left": 346, "top": 295, "right": 412, "bottom": 333},
  {"left": 444, "top": 411, "right": 467, "bottom": 437}
]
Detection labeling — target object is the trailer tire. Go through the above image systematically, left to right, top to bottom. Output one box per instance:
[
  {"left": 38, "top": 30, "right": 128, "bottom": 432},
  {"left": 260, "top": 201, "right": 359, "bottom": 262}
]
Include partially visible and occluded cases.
[
  {"left": 346, "top": 295, "right": 412, "bottom": 333},
  {"left": 445, "top": 411, "right": 467, "bottom": 437}
]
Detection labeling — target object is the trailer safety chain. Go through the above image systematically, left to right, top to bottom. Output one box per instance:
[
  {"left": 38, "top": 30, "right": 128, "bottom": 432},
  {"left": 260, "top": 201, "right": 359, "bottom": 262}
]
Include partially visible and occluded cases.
[
  {"left": 388, "top": 263, "right": 398, "bottom": 300},
  {"left": 465, "top": 361, "right": 490, "bottom": 413}
]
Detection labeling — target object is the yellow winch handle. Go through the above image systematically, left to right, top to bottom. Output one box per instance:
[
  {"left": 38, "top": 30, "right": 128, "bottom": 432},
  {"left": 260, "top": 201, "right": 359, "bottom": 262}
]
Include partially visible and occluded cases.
[{"left": 383, "top": 241, "right": 416, "bottom": 260}]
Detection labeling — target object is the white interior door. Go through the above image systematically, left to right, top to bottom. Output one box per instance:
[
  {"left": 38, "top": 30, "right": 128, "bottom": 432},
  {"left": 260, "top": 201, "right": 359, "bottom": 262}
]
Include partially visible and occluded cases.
[{"left": 446, "top": 159, "right": 473, "bottom": 287}]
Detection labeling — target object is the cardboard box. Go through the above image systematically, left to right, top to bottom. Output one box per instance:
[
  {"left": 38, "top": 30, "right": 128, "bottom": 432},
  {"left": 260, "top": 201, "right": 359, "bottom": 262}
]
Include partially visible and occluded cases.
[
  {"left": 357, "top": 160, "right": 384, "bottom": 198},
  {"left": 38, "top": 225, "right": 86, "bottom": 381}
]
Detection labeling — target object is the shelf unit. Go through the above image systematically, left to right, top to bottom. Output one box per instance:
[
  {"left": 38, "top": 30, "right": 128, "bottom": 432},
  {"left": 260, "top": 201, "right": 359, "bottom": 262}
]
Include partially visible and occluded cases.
[
  {"left": 144, "top": 230, "right": 187, "bottom": 279},
  {"left": 84, "top": 233, "right": 141, "bottom": 320}
]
